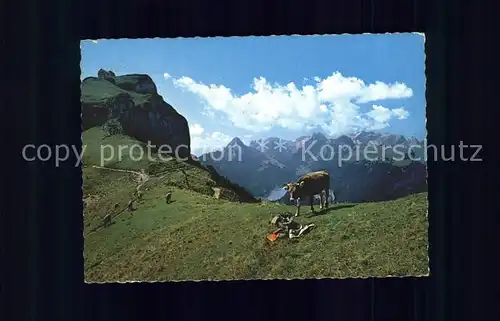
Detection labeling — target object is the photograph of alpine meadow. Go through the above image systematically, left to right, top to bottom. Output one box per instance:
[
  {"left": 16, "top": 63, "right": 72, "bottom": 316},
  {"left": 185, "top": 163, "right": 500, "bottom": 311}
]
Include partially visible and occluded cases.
[{"left": 81, "top": 33, "right": 429, "bottom": 283}]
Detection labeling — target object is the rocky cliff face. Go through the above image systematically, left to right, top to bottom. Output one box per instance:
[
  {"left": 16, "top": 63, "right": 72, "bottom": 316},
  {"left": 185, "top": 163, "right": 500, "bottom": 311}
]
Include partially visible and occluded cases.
[{"left": 81, "top": 69, "right": 191, "bottom": 158}]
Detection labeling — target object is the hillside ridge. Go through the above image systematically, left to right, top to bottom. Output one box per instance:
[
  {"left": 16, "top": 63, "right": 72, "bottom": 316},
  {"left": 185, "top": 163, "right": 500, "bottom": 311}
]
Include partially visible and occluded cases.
[{"left": 81, "top": 70, "right": 258, "bottom": 204}]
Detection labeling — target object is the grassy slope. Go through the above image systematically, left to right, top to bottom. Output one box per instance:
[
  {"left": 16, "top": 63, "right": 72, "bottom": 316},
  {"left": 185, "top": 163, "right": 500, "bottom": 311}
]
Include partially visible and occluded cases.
[
  {"left": 81, "top": 77, "right": 150, "bottom": 105},
  {"left": 83, "top": 127, "right": 152, "bottom": 171},
  {"left": 83, "top": 129, "right": 428, "bottom": 282}
]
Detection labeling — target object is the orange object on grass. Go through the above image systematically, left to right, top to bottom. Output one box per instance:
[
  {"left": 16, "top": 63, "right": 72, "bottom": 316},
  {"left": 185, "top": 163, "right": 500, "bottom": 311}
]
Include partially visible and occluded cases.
[{"left": 267, "top": 233, "right": 278, "bottom": 242}]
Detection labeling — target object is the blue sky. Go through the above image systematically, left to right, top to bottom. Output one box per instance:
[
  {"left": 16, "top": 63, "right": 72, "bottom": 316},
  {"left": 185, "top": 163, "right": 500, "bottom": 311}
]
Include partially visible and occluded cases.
[{"left": 81, "top": 34, "right": 426, "bottom": 154}]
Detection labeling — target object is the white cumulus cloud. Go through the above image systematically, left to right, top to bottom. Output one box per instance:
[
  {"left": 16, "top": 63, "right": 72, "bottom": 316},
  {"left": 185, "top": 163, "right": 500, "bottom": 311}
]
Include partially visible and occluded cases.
[
  {"left": 168, "top": 71, "right": 414, "bottom": 136},
  {"left": 357, "top": 82, "right": 413, "bottom": 104},
  {"left": 365, "top": 105, "right": 410, "bottom": 130},
  {"left": 391, "top": 107, "right": 411, "bottom": 119},
  {"left": 188, "top": 123, "right": 232, "bottom": 155},
  {"left": 189, "top": 123, "right": 205, "bottom": 136}
]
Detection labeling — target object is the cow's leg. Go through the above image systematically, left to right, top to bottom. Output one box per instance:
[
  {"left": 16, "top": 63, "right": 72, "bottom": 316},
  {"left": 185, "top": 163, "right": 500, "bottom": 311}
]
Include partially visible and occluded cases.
[
  {"left": 325, "top": 189, "right": 330, "bottom": 208},
  {"left": 319, "top": 192, "right": 323, "bottom": 210},
  {"left": 310, "top": 195, "right": 314, "bottom": 212},
  {"left": 295, "top": 198, "right": 301, "bottom": 216}
]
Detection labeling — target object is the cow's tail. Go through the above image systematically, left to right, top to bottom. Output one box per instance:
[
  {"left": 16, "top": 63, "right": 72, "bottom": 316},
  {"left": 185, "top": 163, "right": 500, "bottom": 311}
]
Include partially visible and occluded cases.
[{"left": 332, "top": 186, "right": 341, "bottom": 204}]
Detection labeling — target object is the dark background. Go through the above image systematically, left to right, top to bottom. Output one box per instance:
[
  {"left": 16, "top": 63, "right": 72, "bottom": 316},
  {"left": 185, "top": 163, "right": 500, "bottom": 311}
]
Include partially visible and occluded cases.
[{"left": 1, "top": 0, "right": 496, "bottom": 320}]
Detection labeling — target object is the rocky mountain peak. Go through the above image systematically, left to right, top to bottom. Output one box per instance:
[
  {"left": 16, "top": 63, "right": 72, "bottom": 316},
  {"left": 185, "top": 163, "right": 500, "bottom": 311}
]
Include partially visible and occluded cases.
[
  {"left": 81, "top": 70, "right": 190, "bottom": 158},
  {"left": 310, "top": 131, "right": 327, "bottom": 141},
  {"left": 227, "top": 137, "right": 246, "bottom": 148}
]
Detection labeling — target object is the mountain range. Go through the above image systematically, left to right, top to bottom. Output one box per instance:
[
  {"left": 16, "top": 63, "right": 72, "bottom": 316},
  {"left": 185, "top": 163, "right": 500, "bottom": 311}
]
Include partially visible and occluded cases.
[{"left": 199, "top": 131, "right": 427, "bottom": 203}]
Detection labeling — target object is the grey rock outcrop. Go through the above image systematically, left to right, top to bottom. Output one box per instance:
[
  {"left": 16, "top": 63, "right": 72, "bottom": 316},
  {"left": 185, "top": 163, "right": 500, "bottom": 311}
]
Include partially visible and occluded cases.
[{"left": 81, "top": 70, "right": 191, "bottom": 158}]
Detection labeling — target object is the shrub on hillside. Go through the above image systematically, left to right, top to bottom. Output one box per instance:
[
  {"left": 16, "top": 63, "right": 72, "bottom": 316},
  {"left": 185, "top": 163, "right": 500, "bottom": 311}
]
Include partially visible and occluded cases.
[{"left": 102, "top": 118, "right": 123, "bottom": 137}]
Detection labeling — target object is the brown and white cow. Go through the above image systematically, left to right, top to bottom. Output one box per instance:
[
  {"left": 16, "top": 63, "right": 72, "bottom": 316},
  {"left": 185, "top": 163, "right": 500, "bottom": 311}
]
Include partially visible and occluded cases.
[{"left": 282, "top": 170, "right": 331, "bottom": 216}]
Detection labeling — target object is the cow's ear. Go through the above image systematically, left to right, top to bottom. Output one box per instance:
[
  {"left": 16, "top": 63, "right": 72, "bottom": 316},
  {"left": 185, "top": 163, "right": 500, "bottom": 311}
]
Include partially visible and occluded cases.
[
  {"left": 299, "top": 181, "right": 305, "bottom": 187},
  {"left": 282, "top": 184, "right": 288, "bottom": 190}
]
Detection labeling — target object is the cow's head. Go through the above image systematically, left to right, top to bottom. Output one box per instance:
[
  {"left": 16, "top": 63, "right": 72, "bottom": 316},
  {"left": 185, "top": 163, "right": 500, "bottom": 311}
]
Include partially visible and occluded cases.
[{"left": 282, "top": 181, "right": 305, "bottom": 201}]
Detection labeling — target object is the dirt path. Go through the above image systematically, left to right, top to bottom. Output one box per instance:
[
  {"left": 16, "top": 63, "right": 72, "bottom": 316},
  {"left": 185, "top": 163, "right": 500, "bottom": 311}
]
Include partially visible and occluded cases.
[{"left": 91, "top": 165, "right": 150, "bottom": 189}]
